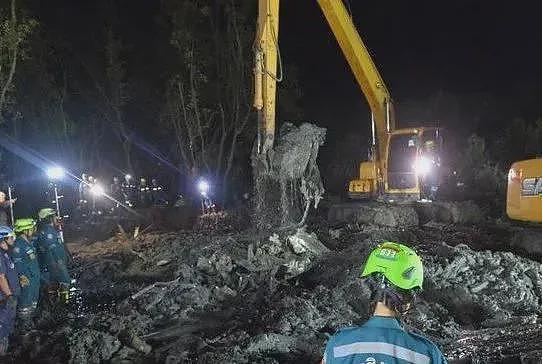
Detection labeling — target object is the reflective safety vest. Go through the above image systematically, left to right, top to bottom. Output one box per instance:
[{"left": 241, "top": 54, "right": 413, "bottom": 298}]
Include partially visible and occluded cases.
[{"left": 323, "top": 316, "right": 447, "bottom": 364}]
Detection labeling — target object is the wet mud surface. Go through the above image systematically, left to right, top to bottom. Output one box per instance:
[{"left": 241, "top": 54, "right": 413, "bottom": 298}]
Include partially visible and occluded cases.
[{"left": 4, "top": 205, "right": 542, "bottom": 363}]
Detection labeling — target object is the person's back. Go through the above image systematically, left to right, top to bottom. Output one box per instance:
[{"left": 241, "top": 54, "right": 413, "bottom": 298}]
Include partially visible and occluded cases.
[
  {"left": 36, "top": 209, "right": 71, "bottom": 285},
  {"left": 10, "top": 219, "right": 40, "bottom": 327},
  {"left": 322, "top": 242, "right": 446, "bottom": 364},
  {"left": 324, "top": 315, "right": 444, "bottom": 363}
]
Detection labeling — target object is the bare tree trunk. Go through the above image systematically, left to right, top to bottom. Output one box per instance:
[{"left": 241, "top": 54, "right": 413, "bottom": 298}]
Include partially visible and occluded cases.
[
  {"left": 0, "top": 0, "right": 19, "bottom": 119},
  {"left": 188, "top": 52, "right": 209, "bottom": 173},
  {"left": 60, "top": 69, "right": 68, "bottom": 137},
  {"left": 177, "top": 80, "right": 197, "bottom": 171},
  {"left": 216, "top": 103, "right": 227, "bottom": 178},
  {"left": 223, "top": 113, "right": 250, "bottom": 185},
  {"left": 123, "top": 137, "right": 133, "bottom": 173}
]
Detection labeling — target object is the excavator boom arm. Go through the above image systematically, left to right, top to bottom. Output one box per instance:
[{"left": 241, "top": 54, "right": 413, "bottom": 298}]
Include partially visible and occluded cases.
[
  {"left": 254, "top": 0, "right": 394, "bottom": 160},
  {"left": 254, "top": 0, "right": 280, "bottom": 154},
  {"left": 317, "top": 0, "right": 394, "bottom": 136}
]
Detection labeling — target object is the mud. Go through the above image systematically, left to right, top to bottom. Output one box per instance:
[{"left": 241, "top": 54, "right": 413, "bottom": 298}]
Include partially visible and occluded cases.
[{"left": 6, "top": 202, "right": 542, "bottom": 363}]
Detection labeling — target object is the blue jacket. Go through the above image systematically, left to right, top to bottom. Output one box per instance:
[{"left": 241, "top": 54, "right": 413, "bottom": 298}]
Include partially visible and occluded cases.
[
  {"left": 36, "top": 224, "right": 70, "bottom": 284},
  {"left": 37, "top": 224, "right": 67, "bottom": 263},
  {"left": 9, "top": 236, "right": 40, "bottom": 283},
  {"left": 0, "top": 250, "right": 20, "bottom": 300},
  {"left": 324, "top": 316, "right": 447, "bottom": 364}
]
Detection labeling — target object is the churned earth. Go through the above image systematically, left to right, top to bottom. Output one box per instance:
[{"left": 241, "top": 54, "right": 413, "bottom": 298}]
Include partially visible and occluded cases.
[{"left": 6, "top": 203, "right": 542, "bottom": 363}]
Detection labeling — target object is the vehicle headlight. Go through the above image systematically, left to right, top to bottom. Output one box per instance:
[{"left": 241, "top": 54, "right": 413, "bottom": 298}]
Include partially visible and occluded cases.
[{"left": 414, "top": 156, "right": 432, "bottom": 176}]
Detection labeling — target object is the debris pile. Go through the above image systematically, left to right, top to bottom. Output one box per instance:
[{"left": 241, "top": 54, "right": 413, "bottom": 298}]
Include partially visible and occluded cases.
[{"left": 9, "top": 202, "right": 542, "bottom": 363}]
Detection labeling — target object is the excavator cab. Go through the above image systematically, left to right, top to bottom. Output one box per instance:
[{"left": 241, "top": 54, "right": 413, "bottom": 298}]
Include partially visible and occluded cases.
[
  {"left": 349, "top": 126, "right": 443, "bottom": 201},
  {"left": 386, "top": 127, "right": 443, "bottom": 200},
  {"left": 386, "top": 130, "right": 421, "bottom": 192}
]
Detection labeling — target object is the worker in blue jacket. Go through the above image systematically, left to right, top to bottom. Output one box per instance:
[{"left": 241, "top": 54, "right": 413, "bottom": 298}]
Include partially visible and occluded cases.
[
  {"left": 36, "top": 208, "right": 70, "bottom": 303},
  {"left": 9, "top": 218, "right": 40, "bottom": 329},
  {"left": 0, "top": 226, "right": 20, "bottom": 355},
  {"left": 322, "top": 242, "right": 446, "bottom": 364}
]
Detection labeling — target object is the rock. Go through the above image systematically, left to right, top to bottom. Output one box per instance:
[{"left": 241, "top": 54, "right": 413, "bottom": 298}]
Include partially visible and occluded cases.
[
  {"left": 329, "top": 203, "right": 418, "bottom": 228},
  {"left": 352, "top": 205, "right": 378, "bottom": 225},
  {"left": 372, "top": 205, "right": 419, "bottom": 228},
  {"left": 329, "top": 228, "right": 343, "bottom": 239},
  {"left": 510, "top": 228, "right": 542, "bottom": 257},
  {"left": 287, "top": 229, "right": 330, "bottom": 255},
  {"left": 266, "top": 234, "right": 285, "bottom": 255},
  {"left": 425, "top": 243, "right": 542, "bottom": 319},
  {"left": 216, "top": 254, "right": 234, "bottom": 276},
  {"left": 196, "top": 256, "right": 214, "bottom": 275},
  {"left": 284, "top": 256, "right": 313, "bottom": 276},
  {"left": 157, "top": 259, "right": 170, "bottom": 266},
  {"left": 470, "top": 281, "right": 489, "bottom": 293},
  {"left": 214, "top": 285, "right": 237, "bottom": 301},
  {"left": 120, "top": 328, "right": 152, "bottom": 355},
  {"left": 68, "top": 329, "right": 122, "bottom": 364},
  {"left": 246, "top": 333, "right": 298, "bottom": 355},
  {"left": 110, "top": 347, "right": 138, "bottom": 364}
]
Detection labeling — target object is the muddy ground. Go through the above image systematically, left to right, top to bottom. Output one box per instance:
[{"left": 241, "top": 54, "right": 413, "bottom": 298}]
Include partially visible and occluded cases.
[{"left": 5, "top": 203, "right": 542, "bottom": 363}]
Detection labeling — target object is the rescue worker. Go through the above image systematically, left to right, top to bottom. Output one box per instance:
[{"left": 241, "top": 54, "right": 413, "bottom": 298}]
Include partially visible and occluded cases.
[
  {"left": 420, "top": 139, "right": 440, "bottom": 200},
  {"left": 78, "top": 173, "right": 90, "bottom": 217},
  {"left": 122, "top": 174, "right": 136, "bottom": 207},
  {"left": 88, "top": 176, "right": 102, "bottom": 215},
  {"left": 110, "top": 176, "right": 122, "bottom": 211},
  {"left": 138, "top": 177, "right": 151, "bottom": 207},
  {"left": 151, "top": 178, "right": 167, "bottom": 206},
  {"left": 0, "top": 192, "right": 16, "bottom": 227},
  {"left": 173, "top": 194, "right": 188, "bottom": 208},
  {"left": 36, "top": 209, "right": 70, "bottom": 304},
  {"left": 9, "top": 218, "right": 40, "bottom": 329},
  {"left": 0, "top": 226, "right": 19, "bottom": 354},
  {"left": 322, "top": 242, "right": 446, "bottom": 364}
]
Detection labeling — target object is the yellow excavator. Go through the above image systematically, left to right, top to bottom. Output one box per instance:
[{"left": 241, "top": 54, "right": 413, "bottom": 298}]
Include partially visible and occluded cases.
[
  {"left": 253, "top": 0, "right": 443, "bottom": 202},
  {"left": 507, "top": 158, "right": 542, "bottom": 223}
]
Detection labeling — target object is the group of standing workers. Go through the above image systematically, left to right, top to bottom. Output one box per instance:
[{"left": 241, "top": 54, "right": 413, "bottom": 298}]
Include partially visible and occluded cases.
[
  {"left": 78, "top": 174, "right": 167, "bottom": 216},
  {"left": 0, "top": 207, "right": 70, "bottom": 355}
]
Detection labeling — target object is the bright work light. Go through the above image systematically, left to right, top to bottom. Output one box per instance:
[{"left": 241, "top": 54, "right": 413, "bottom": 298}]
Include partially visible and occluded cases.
[
  {"left": 413, "top": 156, "right": 432, "bottom": 176},
  {"left": 46, "top": 166, "right": 66, "bottom": 180},
  {"left": 197, "top": 179, "right": 210, "bottom": 196},
  {"left": 90, "top": 184, "right": 105, "bottom": 196}
]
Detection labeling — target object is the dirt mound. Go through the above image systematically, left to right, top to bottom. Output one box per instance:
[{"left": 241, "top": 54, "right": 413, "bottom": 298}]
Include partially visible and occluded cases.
[{"left": 10, "top": 213, "right": 542, "bottom": 363}]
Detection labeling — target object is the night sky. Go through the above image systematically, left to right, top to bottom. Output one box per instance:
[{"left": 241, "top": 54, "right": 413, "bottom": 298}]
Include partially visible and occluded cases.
[
  {"left": 36, "top": 1, "right": 542, "bottom": 132},
  {"left": 283, "top": 1, "right": 542, "bottom": 123}
]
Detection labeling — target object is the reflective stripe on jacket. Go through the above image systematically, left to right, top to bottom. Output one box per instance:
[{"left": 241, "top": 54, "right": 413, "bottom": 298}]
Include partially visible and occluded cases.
[{"left": 324, "top": 316, "right": 447, "bottom": 364}]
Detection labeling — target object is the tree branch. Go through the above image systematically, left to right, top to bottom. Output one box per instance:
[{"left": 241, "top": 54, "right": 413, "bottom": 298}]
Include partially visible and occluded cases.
[{"left": 0, "top": 0, "right": 20, "bottom": 119}]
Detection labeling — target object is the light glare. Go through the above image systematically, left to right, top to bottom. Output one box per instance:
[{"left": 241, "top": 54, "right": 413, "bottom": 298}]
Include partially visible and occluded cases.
[
  {"left": 414, "top": 156, "right": 432, "bottom": 176},
  {"left": 47, "top": 166, "right": 66, "bottom": 180},
  {"left": 197, "top": 180, "right": 210, "bottom": 195},
  {"left": 90, "top": 184, "right": 105, "bottom": 196}
]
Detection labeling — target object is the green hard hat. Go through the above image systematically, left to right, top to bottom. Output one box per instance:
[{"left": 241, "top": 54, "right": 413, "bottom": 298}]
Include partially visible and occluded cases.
[
  {"left": 38, "top": 207, "right": 56, "bottom": 220},
  {"left": 14, "top": 218, "right": 37, "bottom": 234},
  {"left": 361, "top": 242, "right": 424, "bottom": 291}
]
